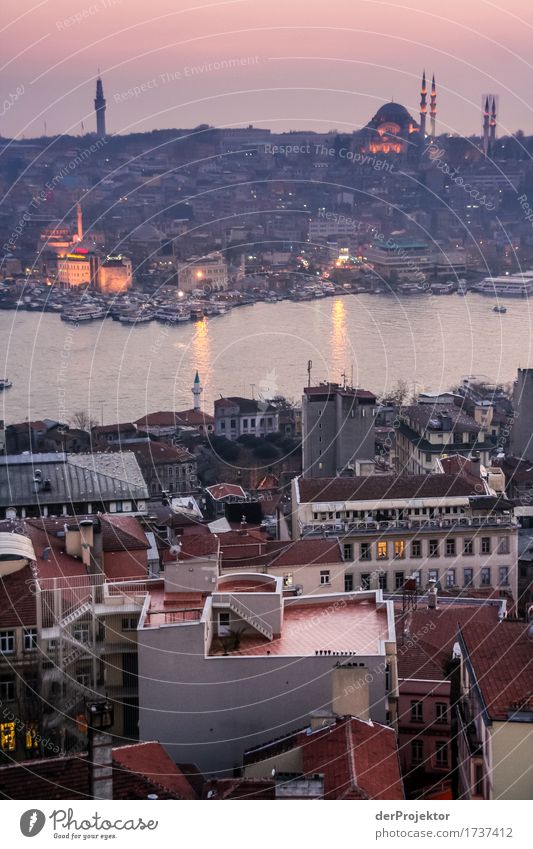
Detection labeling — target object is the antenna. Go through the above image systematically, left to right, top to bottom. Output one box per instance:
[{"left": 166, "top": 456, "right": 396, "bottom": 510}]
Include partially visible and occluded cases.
[{"left": 307, "top": 359, "right": 313, "bottom": 387}]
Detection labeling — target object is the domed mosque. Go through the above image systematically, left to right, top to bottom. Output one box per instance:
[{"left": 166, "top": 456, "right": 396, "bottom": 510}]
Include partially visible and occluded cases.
[{"left": 357, "top": 72, "right": 437, "bottom": 156}]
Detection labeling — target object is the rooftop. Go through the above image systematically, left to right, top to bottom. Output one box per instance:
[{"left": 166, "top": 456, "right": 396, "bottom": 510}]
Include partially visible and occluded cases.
[
  {"left": 297, "top": 473, "right": 475, "bottom": 505},
  {"left": 210, "top": 596, "right": 389, "bottom": 657}
]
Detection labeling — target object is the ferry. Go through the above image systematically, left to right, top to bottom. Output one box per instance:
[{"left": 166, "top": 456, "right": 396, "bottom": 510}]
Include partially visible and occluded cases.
[
  {"left": 476, "top": 272, "right": 533, "bottom": 297},
  {"left": 431, "top": 281, "right": 456, "bottom": 295},
  {"left": 61, "top": 304, "right": 107, "bottom": 323},
  {"left": 154, "top": 307, "right": 191, "bottom": 323},
  {"left": 118, "top": 310, "right": 155, "bottom": 324}
]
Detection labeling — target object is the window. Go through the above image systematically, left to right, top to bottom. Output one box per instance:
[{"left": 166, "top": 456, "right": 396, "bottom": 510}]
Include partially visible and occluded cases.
[
  {"left": 243, "top": 418, "right": 248, "bottom": 428},
  {"left": 250, "top": 418, "right": 256, "bottom": 427},
  {"left": 230, "top": 419, "right": 236, "bottom": 429},
  {"left": 220, "top": 421, "right": 225, "bottom": 430},
  {"left": 425, "top": 453, "right": 432, "bottom": 463},
  {"left": 498, "top": 536, "right": 510, "bottom": 555},
  {"left": 481, "top": 537, "right": 491, "bottom": 555},
  {"left": 445, "top": 538, "right": 456, "bottom": 557},
  {"left": 463, "top": 538, "right": 473, "bottom": 555},
  {"left": 429, "top": 539, "right": 439, "bottom": 558},
  {"left": 394, "top": 540, "right": 405, "bottom": 559},
  {"left": 411, "top": 540, "right": 422, "bottom": 558},
  {"left": 377, "top": 541, "right": 388, "bottom": 560},
  {"left": 360, "top": 542, "right": 371, "bottom": 561},
  {"left": 343, "top": 543, "right": 353, "bottom": 561},
  {"left": 498, "top": 566, "right": 509, "bottom": 586},
  {"left": 480, "top": 567, "right": 491, "bottom": 586},
  {"left": 463, "top": 568, "right": 473, "bottom": 587},
  {"left": 428, "top": 569, "right": 439, "bottom": 584},
  {"left": 445, "top": 569, "right": 456, "bottom": 588},
  {"left": 320, "top": 570, "right": 331, "bottom": 585},
  {"left": 411, "top": 570, "right": 421, "bottom": 587},
  {"left": 394, "top": 571, "right": 405, "bottom": 590},
  {"left": 283, "top": 572, "right": 294, "bottom": 588},
  {"left": 361, "top": 573, "right": 370, "bottom": 590},
  {"left": 344, "top": 574, "right": 354, "bottom": 593},
  {"left": 378, "top": 574, "right": 387, "bottom": 591},
  {"left": 218, "top": 612, "right": 231, "bottom": 637},
  {"left": 122, "top": 617, "right": 138, "bottom": 631},
  {"left": 74, "top": 626, "right": 89, "bottom": 644},
  {"left": 23, "top": 628, "right": 37, "bottom": 651},
  {"left": 0, "top": 631, "right": 15, "bottom": 654},
  {"left": 0, "top": 678, "right": 15, "bottom": 702},
  {"left": 410, "top": 701, "right": 423, "bottom": 723},
  {"left": 436, "top": 703, "right": 447, "bottom": 724},
  {"left": 0, "top": 722, "right": 16, "bottom": 752},
  {"left": 411, "top": 740, "right": 424, "bottom": 764},
  {"left": 435, "top": 741, "right": 448, "bottom": 767}
]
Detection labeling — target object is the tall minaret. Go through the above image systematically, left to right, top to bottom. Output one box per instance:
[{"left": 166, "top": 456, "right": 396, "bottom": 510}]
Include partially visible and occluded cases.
[
  {"left": 419, "top": 70, "right": 427, "bottom": 139},
  {"left": 430, "top": 74, "right": 437, "bottom": 138},
  {"left": 94, "top": 76, "right": 106, "bottom": 139},
  {"left": 483, "top": 96, "right": 490, "bottom": 156},
  {"left": 490, "top": 96, "right": 497, "bottom": 150},
  {"left": 76, "top": 201, "right": 83, "bottom": 242},
  {"left": 192, "top": 370, "right": 203, "bottom": 412}
]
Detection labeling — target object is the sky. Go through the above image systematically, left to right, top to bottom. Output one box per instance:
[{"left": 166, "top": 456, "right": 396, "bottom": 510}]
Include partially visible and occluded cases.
[{"left": 2, "top": 0, "right": 533, "bottom": 139}]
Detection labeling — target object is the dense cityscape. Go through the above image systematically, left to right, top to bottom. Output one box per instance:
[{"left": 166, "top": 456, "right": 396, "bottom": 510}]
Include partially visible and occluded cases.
[{"left": 0, "top": 0, "right": 532, "bottom": 832}]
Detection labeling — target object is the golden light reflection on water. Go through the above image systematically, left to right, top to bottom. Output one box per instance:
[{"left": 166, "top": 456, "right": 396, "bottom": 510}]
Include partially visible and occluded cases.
[
  {"left": 330, "top": 298, "right": 348, "bottom": 377},
  {"left": 190, "top": 317, "right": 211, "bottom": 387}
]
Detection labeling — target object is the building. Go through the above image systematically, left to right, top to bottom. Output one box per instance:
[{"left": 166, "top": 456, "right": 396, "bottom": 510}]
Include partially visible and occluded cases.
[
  {"left": 364, "top": 239, "right": 432, "bottom": 285},
  {"left": 57, "top": 249, "right": 100, "bottom": 288},
  {"left": 178, "top": 252, "right": 228, "bottom": 293},
  {"left": 97, "top": 254, "right": 133, "bottom": 293},
  {"left": 510, "top": 368, "right": 533, "bottom": 461},
  {"left": 301, "top": 383, "right": 377, "bottom": 477},
  {"left": 214, "top": 397, "right": 279, "bottom": 439},
  {"left": 396, "top": 404, "right": 495, "bottom": 474},
  {"left": 113, "top": 440, "right": 197, "bottom": 496},
  {"left": 0, "top": 451, "right": 148, "bottom": 518},
  {"left": 292, "top": 474, "right": 518, "bottom": 600},
  {"left": 137, "top": 569, "right": 398, "bottom": 774},
  {"left": 395, "top": 597, "right": 504, "bottom": 798},
  {"left": 457, "top": 619, "right": 533, "bottom": 800},
  {"left": 241, "top": 714, "right": 404, "bottom": 799}
]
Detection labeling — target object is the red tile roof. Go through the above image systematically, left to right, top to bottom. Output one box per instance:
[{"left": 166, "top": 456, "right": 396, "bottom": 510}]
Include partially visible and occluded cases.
[
  {"left": 134, "top": 410, "right": 214, "bottom": 427},
  {"left": 121, "top": 440, "right": 194, "bottom": 464},
  {"left": 206, "top": 483, "right": 247, "bottom": 500},
  {"left": 101, "top": 514, "right": 149, "bottom": 550},
  {"left": 177, "top": 533, "right": 219, "bottom": 560},
  {"left": 269, "top": 538, "right": 343, "bottom": 568},
  {"left": 0, "top": 563, "right": 36, "bottom": 628},
  {"left": 395, "top": 602, "right": 502, "bottom": 681},
  {"left": 459, "top": 620, "right": 533, "bottom": 721},
  {"left": 296, "top": 717, "right": 403, "bottom": 799},
  {"left": 0, "top": 743, "right": 196, "bottom": 800}
]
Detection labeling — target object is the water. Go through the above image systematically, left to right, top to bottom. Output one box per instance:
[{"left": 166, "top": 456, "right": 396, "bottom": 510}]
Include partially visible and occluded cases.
[{"left": 1, "top": 292, "right": 532, "bottom": 425}]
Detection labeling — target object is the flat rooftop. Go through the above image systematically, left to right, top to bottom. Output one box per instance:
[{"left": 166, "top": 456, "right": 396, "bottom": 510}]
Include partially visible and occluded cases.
[{"left": 210, "top": 599, "right": 389, "bottom": 657}]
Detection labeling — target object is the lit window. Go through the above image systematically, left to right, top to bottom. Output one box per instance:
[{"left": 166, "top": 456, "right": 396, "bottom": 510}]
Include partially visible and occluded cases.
[
  {"left": 394, "top": 540, "right": 405, "bottom": 559},
  {"left": 377, "top": 541, "right": 388, "bottom": 559},
  {"left": 283, "top": 572, "right": 294, "bottom": 588},
  {"left": 0, "top": 722, "right": 16, "bottom": 752}
]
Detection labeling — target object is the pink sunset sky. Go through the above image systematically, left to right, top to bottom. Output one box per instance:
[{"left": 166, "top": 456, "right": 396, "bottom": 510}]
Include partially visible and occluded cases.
[{"left": 2, "top": 0, "right": 533, "bottom": 138}]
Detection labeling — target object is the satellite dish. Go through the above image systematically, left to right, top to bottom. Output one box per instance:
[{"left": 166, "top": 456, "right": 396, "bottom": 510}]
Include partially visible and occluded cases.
[{"left": 526, "top": 622, "right": 533, "bottom": 643}]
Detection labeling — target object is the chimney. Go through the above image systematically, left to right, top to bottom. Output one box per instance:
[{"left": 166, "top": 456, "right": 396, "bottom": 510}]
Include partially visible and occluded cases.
[
  {"left": 470, "top": 450, "right": 481, "bottom": 477},
  {"left": 427, "top": 579, "right": 438, "bottom": 609}
]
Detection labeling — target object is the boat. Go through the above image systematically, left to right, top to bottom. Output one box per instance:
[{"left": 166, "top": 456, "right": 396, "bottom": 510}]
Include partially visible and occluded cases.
[
  {"left": 475, "top": 272, "right": 533, "bottom": 297},
  {"left": 457, "top": 279, "right": 468, "bottom": 295},
  {"left": 431, "top": 281, "right": 456, "bottom": 295},
  {"left": 60, "top": 304, "right": 107, "bottom": 323},
  {"left": 493, "top": 305, "right": 507, "bottom": 313},
  {"left": 154, "top": 307, "right": 191, "bottom": 323},
  {"left": 118, "top": 310, "right": 155, "bottom": 324},
  {"left": 0, "top": 378, "right": 12, "bottom": 390}
]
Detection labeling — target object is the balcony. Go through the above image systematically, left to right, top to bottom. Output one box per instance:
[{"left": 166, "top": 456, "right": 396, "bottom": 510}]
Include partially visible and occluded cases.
[{"left": 301, "top": 515, "right": 516, "bottom": 538}]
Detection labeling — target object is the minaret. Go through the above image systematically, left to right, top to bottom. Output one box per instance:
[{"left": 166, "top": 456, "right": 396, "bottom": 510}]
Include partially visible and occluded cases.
[
  {"left": 419, "top": 70, "right": 427, "bottom": 138},
  {"left": 430, "top": 74, "right": 437, "bottom": 138},
  {"left": 94, "top": 76, "right": 106, "bottom": 139},
  {"left": 483, "top": 96, "right": 490, "bottom": 156},
  {"left": 490, "top": 96, "right": 497, "bottom": 150},
  {"left": 76, "top": 201, "right": 83, "bottom": 242},
  {"left": 192, "top": 370, "right": 203, "bottom": 412}
]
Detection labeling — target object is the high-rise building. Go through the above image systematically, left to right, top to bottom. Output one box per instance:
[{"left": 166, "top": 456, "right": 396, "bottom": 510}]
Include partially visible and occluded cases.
[
  {"left": 94, "top": 76, "right": 106, "bottom": 139},
  {"left": 510, "top": 368, "right": 533, "bottom": 460},
  {"left": 301, "top": 382, "right": 376, "bottom": 478}
]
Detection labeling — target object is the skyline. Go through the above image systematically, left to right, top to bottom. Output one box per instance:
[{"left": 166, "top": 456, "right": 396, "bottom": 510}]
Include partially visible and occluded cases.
[{"left": 2, "top": 0, "right": 533, "bottom": 140}]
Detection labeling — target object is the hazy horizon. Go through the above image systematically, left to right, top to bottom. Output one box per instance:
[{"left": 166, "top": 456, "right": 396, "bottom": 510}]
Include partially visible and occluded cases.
[{"left": 2, "top": 0, "right": 533, "bottom": 140}]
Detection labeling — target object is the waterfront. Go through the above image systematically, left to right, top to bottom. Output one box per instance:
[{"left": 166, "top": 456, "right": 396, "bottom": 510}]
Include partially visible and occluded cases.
[{"left": 1, "top": 291, "right": 532, "bottom": 424}]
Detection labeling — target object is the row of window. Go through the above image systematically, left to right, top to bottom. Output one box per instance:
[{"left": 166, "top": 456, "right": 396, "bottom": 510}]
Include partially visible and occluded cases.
[
  {"left": 219, "top": 417, "right": 275, "bottom": 430},
  {"left": 343, "top": 536, "right": 509, "bottom": 562},
  {"left": 351, "top": 565, "right": 509, "bottom": 591},
  {"left": 0, "top": 628, "right": 37, "bottom": 654},
  {"left": 410, "top": 700, "right": 448, "bottom": 724}
]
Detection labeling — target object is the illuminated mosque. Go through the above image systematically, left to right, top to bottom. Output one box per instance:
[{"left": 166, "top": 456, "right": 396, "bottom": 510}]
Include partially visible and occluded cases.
[{"left": 357, "top": 71, "right": 437, "bottom": 155}]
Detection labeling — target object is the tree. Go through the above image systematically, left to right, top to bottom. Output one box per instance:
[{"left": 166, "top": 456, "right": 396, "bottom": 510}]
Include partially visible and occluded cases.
[
  {"left": 378, "top": 379, "right": 410, "bottom": 407},
  {"left": 70, "top": 410, "right": 98, "bottom": 432}
]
